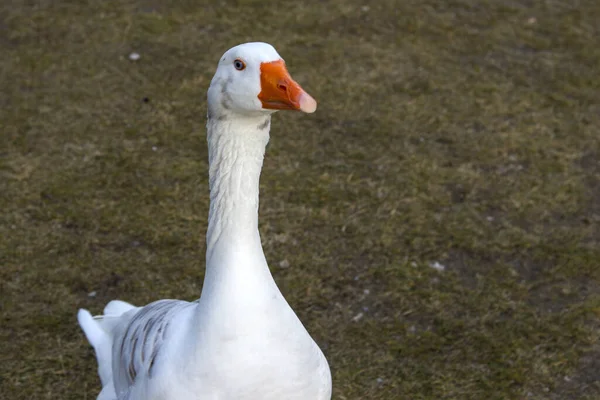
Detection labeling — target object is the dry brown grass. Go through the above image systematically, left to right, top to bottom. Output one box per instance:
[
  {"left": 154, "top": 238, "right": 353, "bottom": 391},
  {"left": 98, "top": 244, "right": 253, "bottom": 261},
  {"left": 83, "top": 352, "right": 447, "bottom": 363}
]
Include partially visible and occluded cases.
[{"left": 1, "top": 0, "right": 600, "bottom": 399}]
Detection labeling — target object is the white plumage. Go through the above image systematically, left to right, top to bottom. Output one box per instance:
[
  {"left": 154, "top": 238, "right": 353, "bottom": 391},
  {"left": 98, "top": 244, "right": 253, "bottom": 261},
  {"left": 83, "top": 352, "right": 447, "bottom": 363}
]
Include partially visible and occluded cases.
[{"left": 78, "top": 42, "right": 331, "bottom": 400}]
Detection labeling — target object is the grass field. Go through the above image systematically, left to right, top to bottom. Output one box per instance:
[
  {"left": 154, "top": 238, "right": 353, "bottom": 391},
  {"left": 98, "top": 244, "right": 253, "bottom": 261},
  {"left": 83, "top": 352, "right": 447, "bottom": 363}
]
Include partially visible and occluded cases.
[{"left": 1, "top": 0, "right": 599, "bottom": 399}]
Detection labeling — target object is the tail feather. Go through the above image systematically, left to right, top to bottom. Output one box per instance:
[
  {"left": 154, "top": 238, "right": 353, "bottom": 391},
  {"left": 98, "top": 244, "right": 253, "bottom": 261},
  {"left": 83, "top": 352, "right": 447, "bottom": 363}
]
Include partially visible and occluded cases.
[
  {"left": 78, "top": 300, "right": 137, "bottom": 391},
  {"left": 103, "top": 300, "right": 135, "bottom": 317},
  {"left": 78, "top": 309, "right": 113, "bottom": 386}
]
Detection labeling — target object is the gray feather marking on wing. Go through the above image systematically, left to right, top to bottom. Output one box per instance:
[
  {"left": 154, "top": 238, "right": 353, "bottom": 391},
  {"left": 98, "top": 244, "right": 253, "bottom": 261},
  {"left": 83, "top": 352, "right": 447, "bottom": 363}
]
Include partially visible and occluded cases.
[{"left": 115, "top": 300, "right": 189, "bottom": 387}]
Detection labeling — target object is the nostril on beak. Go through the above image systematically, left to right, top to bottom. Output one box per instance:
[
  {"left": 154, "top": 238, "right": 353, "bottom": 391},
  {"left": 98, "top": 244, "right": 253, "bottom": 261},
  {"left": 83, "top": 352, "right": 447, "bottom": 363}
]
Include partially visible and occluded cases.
[{"left": 277, "top": 83, "right": 287, "bottom": 92}]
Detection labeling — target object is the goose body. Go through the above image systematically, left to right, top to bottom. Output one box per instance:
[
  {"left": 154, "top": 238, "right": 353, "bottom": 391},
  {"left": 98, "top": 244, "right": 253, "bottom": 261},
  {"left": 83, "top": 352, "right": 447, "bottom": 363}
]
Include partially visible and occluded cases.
[{"left": 77, "top": 42, "right": 331, "bottom": 400}]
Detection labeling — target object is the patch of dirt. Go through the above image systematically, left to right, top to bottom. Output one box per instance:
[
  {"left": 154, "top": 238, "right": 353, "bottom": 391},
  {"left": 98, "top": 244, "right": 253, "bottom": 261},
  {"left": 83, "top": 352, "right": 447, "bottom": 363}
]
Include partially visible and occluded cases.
[
  {"left": 526, "top": 279, "right": 600, "bottom": 314},
  {"left": 548, "top": 347, "right": 600, "bottom": 400}
]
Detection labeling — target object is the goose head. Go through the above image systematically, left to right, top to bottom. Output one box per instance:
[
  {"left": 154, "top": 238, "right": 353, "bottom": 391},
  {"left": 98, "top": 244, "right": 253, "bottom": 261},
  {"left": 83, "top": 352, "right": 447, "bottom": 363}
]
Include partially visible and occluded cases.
[{"left": 207, "top": 42, "right": 317, "bottom": 119}]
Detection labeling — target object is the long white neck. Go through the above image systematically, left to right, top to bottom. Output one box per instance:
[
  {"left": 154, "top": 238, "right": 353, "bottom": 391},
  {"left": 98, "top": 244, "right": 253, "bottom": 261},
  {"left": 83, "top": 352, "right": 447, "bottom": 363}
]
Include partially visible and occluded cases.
[{"left": 204, "top": 114, "right": 272, "bottom": 276}]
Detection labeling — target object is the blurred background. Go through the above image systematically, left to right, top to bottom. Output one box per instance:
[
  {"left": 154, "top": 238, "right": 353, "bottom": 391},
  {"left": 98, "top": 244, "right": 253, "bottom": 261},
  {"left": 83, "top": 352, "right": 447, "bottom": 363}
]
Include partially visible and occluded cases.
[{"left": 1, "top": 1, "right": 599, "bottom": 399}]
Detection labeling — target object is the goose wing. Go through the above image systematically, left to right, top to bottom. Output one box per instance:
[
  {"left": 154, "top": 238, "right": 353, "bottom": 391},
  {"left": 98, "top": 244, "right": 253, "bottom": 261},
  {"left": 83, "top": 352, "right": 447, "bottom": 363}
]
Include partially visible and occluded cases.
[{"left": 112, "top": 299, "right": 194, "bottom": 394}]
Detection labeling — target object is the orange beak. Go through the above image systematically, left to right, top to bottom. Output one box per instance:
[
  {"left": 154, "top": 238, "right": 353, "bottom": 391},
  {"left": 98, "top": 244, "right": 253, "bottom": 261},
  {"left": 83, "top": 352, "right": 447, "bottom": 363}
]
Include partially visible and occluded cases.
[{"left": 258, "top": 60, "right": 317, "bottom": 113}]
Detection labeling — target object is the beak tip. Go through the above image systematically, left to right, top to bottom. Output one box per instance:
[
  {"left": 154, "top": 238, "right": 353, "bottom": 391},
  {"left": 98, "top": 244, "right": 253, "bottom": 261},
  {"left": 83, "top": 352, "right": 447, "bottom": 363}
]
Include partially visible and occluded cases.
[{"left": 299, "top": 93, "right": 317, "bottom": 113}]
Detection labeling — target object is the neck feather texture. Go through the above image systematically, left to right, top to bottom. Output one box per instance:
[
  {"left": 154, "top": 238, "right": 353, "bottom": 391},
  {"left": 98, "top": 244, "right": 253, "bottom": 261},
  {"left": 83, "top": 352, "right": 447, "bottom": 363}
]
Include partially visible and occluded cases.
[{"left": 205, "top": 114, "right": 271, "bottom": 268}]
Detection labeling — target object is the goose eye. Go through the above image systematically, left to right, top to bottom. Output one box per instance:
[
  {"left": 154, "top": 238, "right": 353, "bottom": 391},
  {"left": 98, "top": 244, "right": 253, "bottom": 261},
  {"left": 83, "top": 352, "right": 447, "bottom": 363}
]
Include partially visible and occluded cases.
[{"left": 233, "top": 59, "right": 246, "bottom": 71}]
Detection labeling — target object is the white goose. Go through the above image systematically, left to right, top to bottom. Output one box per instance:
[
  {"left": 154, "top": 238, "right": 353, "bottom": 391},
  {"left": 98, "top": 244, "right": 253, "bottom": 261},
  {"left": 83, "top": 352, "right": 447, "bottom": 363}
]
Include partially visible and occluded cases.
[{"left": 77, "top": 42, "right": 331, "bottom": 400}]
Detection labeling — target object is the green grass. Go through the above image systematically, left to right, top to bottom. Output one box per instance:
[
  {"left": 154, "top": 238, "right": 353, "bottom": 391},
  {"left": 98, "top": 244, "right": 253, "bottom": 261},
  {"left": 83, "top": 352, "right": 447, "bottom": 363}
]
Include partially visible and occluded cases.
[{"left": 1, "top": 0, "right": 599, "bottom": 399}]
